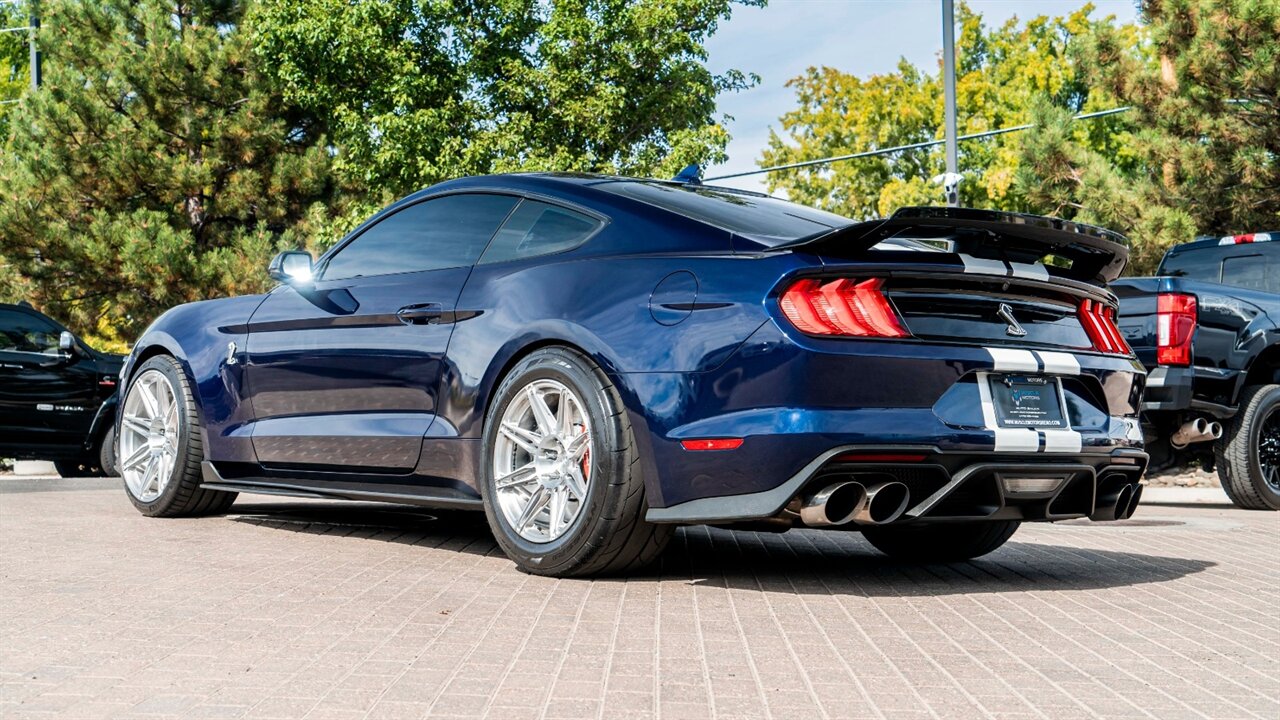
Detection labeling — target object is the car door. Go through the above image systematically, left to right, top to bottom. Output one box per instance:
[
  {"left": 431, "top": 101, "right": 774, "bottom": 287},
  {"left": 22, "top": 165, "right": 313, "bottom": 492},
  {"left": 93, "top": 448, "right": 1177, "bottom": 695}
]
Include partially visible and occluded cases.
[
  {"left": 243, "top": 192, "right": 519, "bottom": 474},
  {"left": 0, "top": 308, "right": 97, "bottom": 449}
]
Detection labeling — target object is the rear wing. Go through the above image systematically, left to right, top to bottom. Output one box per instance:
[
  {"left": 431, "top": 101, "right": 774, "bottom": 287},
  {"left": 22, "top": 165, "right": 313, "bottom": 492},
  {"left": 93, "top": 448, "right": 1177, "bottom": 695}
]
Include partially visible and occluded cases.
[{"left": 775, "top": 206, "right": 1131, "bottom": 285}]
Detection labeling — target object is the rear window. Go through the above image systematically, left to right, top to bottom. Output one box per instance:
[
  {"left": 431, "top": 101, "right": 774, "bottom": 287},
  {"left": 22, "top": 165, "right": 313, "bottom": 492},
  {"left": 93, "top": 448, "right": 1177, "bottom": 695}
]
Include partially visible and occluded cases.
[
  {"left": 595, "top": 181, "right": 853, "bottom": 245},
  {"left": 1159, "top": 243, "right": 1280, "bottom": 293}
]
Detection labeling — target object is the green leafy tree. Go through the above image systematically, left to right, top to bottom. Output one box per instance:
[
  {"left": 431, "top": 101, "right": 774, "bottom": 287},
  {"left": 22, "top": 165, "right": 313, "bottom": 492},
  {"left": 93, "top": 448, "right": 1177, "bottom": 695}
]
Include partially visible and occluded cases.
[
  {"left": 250, "top": 0, "right": 761, "bottom": 241},
  {"left": 1017, "top": 0, "right": 1278, "bottom": 271},
  {"left": 0, "top": 1, "right": 340, "bottom": 344},
  {"left": 761, "top": 3, "right": 1142, "bottom": 220}
]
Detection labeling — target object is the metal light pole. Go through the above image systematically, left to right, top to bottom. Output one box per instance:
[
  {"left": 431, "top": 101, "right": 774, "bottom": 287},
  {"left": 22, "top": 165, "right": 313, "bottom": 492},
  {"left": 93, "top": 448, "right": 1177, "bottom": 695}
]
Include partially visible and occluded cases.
[
  {"left": 28, "top": 0, "right": 40, "bottom": 89},
  {"left": 940, "top": 0, "right": 960, "bottom": 206}
]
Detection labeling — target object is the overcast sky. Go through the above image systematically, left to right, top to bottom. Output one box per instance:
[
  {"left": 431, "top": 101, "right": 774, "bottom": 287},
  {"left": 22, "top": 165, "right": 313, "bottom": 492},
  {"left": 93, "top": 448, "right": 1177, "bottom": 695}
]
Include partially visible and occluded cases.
[{"left": 702, "top": 0, "right": 1142, "bottom": 194}]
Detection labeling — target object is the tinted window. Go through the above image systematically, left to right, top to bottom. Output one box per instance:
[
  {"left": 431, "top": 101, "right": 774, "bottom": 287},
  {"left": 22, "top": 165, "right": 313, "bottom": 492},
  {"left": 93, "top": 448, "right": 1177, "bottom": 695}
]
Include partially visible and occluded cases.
[
  {"left": 596, "top": 181, "right": 853, "bottom": 245},
  {"left": 323, "top": 194, "right": 518, "bottom": 280},
  {"left": 479, "top": 200, "right": 602, "bottom": 264},
  {"left": 1160, "top": 243, "right": 1280, "bottom": 292},
  {"left": 1159, "top": 248, "right": 1223, "bottom": 282},
  {"left": 1221, "top": 254, "right": 1278, "bottom": 292},
  {"left": 0, "top": 310, "right": 60, "bottom": 355}
]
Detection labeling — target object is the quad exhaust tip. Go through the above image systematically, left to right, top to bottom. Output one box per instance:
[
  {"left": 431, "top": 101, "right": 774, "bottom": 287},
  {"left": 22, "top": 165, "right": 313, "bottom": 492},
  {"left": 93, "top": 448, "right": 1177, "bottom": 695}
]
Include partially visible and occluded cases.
[
  {"left": 800, "top": 480, "right": 910, "bottom": 527},
  {"left": 799, "top": 481, "right": 867, "bottom": 527}
]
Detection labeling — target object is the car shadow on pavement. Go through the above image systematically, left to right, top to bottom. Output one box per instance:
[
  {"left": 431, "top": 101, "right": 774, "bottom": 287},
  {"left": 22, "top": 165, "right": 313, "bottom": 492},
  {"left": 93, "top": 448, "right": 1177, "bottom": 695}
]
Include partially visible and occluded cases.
[{"left": 223, "top": 500, "right": 1215, "bottom": 596}]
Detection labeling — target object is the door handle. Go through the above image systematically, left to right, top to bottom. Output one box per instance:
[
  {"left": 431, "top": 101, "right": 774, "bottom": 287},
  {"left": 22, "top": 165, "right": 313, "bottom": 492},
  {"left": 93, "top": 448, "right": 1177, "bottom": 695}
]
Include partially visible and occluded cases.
[{"left": 396, "top": 303, "right": 444, "bottom": 325}]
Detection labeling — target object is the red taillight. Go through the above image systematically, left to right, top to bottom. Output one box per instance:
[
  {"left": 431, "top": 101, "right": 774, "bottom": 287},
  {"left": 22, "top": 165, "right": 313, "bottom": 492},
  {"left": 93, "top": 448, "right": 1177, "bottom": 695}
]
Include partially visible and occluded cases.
[
  {"left": 779, "top": 278, "right": 908, "bottom": 338},
  {"left": 1156, "top": 293, "right": 1197, "bottom": 366},
  {"left": 1078, "top": 299, "right": 1133, "bottom": 356},
  {"left": 680, "top": 438, "right": 744, "bottom": 451}
]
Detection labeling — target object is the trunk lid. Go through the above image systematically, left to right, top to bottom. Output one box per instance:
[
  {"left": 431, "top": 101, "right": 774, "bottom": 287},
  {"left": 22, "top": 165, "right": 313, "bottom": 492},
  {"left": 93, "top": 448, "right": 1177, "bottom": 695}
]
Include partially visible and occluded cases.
[{"left": 770, "top": 208, "right": 1132, "bottom": 355}]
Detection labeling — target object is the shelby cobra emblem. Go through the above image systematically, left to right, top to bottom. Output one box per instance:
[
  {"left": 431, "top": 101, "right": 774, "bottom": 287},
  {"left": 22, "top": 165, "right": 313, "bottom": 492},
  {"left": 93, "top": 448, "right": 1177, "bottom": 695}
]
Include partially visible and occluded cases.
[{"left": 998, "top": 303, "right": 1027, "bottom": 337}]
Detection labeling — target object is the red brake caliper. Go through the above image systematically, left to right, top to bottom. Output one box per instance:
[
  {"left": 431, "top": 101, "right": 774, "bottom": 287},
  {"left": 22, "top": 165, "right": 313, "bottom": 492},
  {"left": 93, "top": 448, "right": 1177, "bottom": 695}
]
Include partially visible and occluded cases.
[{"left": 576, "top": 424, "right": 590, "bottom": 480}]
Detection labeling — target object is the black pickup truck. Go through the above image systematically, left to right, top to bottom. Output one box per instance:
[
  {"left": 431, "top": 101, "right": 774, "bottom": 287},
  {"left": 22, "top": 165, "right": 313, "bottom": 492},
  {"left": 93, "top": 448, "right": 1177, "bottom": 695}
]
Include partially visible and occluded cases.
[
  {"left": 1113, "top": 233, "right": 1280, "bottom": 510},
  {"left": 0, "top": 302, "right": 124, "bottom": 477}
]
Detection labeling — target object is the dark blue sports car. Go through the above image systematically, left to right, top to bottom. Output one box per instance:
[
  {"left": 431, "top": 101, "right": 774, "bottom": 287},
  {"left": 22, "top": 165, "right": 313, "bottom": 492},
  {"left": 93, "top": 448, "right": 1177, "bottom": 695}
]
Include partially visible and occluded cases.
[{"left": 116, "top": 173, "right": 1147, "bottom": 576}]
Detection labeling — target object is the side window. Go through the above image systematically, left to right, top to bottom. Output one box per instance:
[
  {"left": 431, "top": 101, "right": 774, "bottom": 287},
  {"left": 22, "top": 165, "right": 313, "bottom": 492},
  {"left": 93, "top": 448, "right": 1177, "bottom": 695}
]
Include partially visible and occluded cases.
[
  {"left": 322, "top": 193, "right": 519, "bottom": 280},
  {"left": 478, "top": 200, "right": 602, "bottom": 265},
  {"left": 1221, "top": 254, "right": 1277, "bottom": 292},
  {"left": 0, "top": 311, "right": 60, "bottom": 355}
]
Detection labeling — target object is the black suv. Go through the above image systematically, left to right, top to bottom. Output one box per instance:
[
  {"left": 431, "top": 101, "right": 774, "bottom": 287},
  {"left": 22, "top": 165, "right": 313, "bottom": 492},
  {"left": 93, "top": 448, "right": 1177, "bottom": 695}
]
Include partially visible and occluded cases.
[{"left": 0, "top": 303, "right": 124, "bottom": 476}]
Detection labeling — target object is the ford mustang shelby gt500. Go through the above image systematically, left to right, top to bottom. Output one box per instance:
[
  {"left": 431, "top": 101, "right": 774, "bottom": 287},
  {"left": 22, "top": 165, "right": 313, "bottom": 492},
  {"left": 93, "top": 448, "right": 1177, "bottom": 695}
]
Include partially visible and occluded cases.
[{"left": 116, "top": 173, "right": 1147, "bottom": 576}]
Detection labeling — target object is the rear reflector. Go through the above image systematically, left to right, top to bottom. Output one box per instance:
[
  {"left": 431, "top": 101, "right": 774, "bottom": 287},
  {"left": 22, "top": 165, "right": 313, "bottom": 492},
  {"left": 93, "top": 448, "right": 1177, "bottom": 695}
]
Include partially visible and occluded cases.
[
  {"left": 779, "top": 278, "right": 908, "bottom": 337},
  {"left": 1156, "top": 292, "right": 1197, "bottom": 366},
  {"left": 1078, "top": 299, "right": 1132, "bottom": 356},
  {"left": 680, "top": 438, "right": 744, "bottom": 451},
  {"left": 832, "top": 452, "right": 927, "bottom": 463}
]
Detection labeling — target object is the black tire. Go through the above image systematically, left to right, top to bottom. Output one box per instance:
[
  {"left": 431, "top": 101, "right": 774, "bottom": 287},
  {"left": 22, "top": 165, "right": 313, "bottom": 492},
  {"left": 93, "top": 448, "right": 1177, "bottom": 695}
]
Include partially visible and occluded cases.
[
  {"left": 479, "top": 347, "right": 672, "bottom": 577},
  {"left": 120, "top": 355, "right": 237, "bottom": 517},
  {"left": 1215, "top": 384, "right": 1280, "bottom": 510},
  {"left": 98, "top": 425, "right": 118, "bottom": 477},
  {"left": 861, "top": 521, "right": 1020, "bottom": 562}
]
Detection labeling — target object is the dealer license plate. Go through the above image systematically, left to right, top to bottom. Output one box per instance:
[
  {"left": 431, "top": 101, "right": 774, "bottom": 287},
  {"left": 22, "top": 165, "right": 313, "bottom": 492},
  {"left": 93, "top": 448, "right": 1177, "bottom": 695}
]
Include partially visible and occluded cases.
[{"left": 988, "top": 375, "right": 1067, "bottom": 429}]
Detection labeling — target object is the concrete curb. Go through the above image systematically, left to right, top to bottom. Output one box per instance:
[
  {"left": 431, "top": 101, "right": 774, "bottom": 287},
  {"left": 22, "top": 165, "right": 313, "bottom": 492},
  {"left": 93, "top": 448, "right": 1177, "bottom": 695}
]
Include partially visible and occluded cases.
[{"left": 1140, "top": 486, "right": 1231, "bottom": 505}]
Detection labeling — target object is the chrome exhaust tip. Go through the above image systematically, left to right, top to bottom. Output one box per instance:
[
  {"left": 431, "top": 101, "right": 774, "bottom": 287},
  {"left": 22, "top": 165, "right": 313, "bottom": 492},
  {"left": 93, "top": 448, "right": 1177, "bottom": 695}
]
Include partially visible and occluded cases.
[
  {"left": 1171, "top": 417, "right": 1215, "bottom": 448},
  {"left": 800, "top": 481, "right": 868, "bottom": 527},
  {"left": 853, "top": 481, "right": 910, "bottom": 525}
]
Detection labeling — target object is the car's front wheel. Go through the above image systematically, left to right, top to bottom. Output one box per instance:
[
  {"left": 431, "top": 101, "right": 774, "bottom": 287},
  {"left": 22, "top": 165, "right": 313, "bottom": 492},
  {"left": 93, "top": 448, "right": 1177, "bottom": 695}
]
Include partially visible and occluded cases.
[
  {"left": 480, "top": 347, "right": 671, "bottom": 577},
  {"left": 118, "top": 355, "right": 236, "bottom": 517},
  {"left": 860, "top": 521, "right": 1020, "bottom": 562}
]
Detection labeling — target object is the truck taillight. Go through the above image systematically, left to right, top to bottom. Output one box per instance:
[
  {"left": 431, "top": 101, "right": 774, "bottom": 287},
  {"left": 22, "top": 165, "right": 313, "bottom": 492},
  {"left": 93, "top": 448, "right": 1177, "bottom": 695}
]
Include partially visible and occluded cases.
[
  {"left": 779, "top": 278, "right": 908, "bottom": 337},
  {"left": 1156, "top": 293, "right": 1197, "bottom": 366},
  {"left": 1079, "top": 299, "right": 1133, "bottom": 356}
]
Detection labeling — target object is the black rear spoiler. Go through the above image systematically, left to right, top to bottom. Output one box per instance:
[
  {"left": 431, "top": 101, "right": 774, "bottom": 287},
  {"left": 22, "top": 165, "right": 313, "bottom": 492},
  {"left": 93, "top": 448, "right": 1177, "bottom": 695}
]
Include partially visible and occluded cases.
[{"left": 775, "top": 206, "right": 1130, "bottom": 284}]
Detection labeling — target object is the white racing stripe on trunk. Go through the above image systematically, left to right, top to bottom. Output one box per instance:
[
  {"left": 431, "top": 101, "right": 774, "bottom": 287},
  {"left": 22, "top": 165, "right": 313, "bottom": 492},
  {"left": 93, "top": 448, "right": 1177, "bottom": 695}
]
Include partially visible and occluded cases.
[
  {"left": 959, "top": 254, "right": 1008, "bottom": 276},
  {"left": 1008, "top": 261, "right": 1050, "bottom": 280},
  {"left": 985, "top": 347, "right": 1039, "bottom": 372},
  {"left": 1035, "top": 351, "right": 1081, "bottom": 375},
  {"left": 994, "top": 428, "right": 1041, "bottom": 452},
  {"left": 1041, "top": 429, "right": 1083, "bottom": 453}
]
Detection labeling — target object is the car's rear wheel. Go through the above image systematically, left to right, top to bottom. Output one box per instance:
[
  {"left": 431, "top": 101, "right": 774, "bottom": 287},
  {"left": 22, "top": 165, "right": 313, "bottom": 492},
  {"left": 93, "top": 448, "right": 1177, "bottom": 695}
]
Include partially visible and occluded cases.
[
  {"left": 480, "top": 347, "right": 671, "bottom": 577},
  {"left": 119, "top": 355, "right": 236, "bottom": 517},
  {"left": 1215, "top": 384, "right": 1280, "bottom": 510},
  {"left": 860, "top": 521, "right": 1020, "bottom": 562}
]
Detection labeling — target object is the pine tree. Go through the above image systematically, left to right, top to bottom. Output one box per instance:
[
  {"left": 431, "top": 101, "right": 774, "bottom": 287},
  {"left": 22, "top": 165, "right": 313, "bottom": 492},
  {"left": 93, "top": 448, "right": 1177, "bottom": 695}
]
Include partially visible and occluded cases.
[{"left": 0, "top": 1, "right": 338, "bottom": 344}]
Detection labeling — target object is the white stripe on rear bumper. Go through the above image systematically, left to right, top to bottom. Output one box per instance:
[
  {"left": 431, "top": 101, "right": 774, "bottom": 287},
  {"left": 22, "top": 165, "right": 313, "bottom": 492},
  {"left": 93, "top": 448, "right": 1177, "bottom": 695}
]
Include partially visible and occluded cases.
[
  {"left": 1035, "top": 351, "right": 1081, "bottom": 375},
  {"left": 994, "top": 428, "right": 1041, "bottom": 452},
  {"left": 1041, "top": 429, "right": 1083, "bottom": 453}
]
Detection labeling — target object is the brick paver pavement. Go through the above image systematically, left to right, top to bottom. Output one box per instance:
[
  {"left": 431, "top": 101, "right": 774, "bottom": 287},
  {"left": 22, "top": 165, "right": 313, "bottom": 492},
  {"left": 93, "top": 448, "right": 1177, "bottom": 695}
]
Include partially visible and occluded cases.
[{"left": 1, "top": 476, "right": 1277, "bottom": 720}]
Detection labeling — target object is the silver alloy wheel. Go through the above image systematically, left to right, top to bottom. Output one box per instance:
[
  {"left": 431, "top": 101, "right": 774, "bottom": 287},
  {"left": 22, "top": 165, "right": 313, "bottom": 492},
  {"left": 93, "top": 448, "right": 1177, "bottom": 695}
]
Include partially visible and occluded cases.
[
  {"left": 119, "top": 369, "right": 181, "bottom": 503},
  {"left": 493, "top": 379, "right": 593, "bottom": 543}
]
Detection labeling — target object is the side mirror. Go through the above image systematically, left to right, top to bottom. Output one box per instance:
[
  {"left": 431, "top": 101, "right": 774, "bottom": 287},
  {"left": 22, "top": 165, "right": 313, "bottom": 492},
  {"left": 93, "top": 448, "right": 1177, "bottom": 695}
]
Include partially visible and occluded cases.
[
  {"left": 268, "top": 250, "right": 313, "bottom": 285},
  {"left": 58, "top": 330, "right": 76, "bottom": 355}
]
